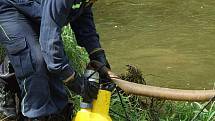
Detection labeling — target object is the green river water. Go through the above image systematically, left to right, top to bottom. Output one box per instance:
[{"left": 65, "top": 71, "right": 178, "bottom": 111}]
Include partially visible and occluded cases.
[{"left": 93, "top": 0, "right": 215, "bottom": 89}]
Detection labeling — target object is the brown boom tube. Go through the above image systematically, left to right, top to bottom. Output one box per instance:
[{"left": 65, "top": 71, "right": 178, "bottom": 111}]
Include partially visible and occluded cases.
[{"left": 90, "top": 61, "right": 215, "bottom": 102}]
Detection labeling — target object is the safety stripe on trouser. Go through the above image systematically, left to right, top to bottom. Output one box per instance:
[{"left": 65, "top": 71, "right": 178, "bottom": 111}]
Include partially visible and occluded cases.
[
  {"left": 0, "top": 25, "right": 11, "bottom": 41},
  {"left": 0, "top": 25, "right": 10, "bottom": 76},
  {"left": 21, "top": 78, "right": 27, "bottom": 115}
]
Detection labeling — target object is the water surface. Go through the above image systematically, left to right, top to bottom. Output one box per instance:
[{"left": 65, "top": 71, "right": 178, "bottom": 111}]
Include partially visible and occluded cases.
[{"left": 94, "top": 0, "right": 215, "bottom": 89}]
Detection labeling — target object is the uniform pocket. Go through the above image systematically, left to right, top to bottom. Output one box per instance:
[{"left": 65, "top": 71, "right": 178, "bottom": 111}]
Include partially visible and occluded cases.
[{"left": 6, "top": 38, "right": 34, "bottom": 79}]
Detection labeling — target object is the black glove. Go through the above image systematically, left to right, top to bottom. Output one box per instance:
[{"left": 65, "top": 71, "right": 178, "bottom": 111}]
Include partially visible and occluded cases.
[
  {"left": 89, "top": 49, "right": 111, "bottom": 83},
  {"left": 89, "top": 49, "right": 110, "bottom": 69},
  {"left": 89, "top": 60, "right": 111, "bottom": 80},
  {"left": 65, "top": 73, "right": 99, "bottom": 102}
]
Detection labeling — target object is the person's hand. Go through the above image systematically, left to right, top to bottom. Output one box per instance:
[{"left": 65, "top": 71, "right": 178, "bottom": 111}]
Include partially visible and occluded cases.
[
  {"left": 89, "top": 49, "right": 111, "bottom": 83},
  {"left": 64, "top": 72, "right": 99, "bottom": 102}
]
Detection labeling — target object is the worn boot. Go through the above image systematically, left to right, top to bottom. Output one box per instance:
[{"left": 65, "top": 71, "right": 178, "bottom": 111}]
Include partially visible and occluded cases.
[{"left": 0, "top": 78, "right": 17, "bottom": 121}]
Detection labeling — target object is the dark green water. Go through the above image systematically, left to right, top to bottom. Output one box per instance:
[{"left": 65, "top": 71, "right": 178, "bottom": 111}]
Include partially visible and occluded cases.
[{"left": 94, "top": 0, "right": 215, "bottom": 89}]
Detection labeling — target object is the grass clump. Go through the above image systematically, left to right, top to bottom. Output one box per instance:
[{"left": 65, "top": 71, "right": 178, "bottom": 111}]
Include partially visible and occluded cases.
[{"left": 62, "top": 26, "right": 89, "bottom": 75}]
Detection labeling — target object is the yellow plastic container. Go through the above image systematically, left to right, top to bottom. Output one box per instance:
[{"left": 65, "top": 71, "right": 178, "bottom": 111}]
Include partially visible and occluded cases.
[{"left": 73, "top": 90, "right": 112, "bottom": 121}]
